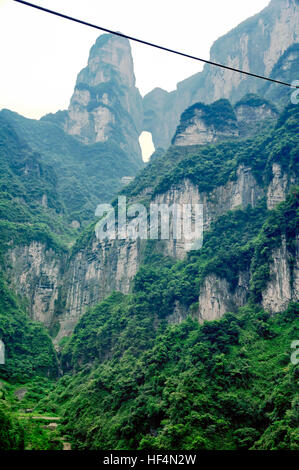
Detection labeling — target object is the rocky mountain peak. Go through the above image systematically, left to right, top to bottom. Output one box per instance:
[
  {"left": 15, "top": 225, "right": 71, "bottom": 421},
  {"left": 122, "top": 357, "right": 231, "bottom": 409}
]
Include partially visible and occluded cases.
[
  {"left": 143, "top": 0, "right": 299, "bottom": 149},
  {"left": 64, "top": 34, "right": 143, "bottom": 161},
  {"left": 78, "top": 34, "right": 136, "bottom": 89}
]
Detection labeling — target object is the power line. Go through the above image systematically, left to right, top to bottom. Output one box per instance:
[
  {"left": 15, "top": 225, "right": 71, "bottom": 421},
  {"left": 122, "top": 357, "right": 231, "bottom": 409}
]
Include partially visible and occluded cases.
[{"left": 14, "top": 0, "right": 298, "bottom": 89}]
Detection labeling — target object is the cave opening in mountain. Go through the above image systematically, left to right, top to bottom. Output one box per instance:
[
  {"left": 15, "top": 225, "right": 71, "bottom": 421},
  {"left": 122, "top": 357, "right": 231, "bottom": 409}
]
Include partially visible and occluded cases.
[{"left": 139, "top": 131, "right": 155, "bottom": 162}]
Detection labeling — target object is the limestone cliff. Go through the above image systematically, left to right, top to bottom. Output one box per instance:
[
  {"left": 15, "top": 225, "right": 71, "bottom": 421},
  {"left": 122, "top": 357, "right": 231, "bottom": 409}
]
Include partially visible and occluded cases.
[
  {"left": 143, "top": 0, "right": 299, "bottom": 148},
  {"left": 3, "top": 6, "right": 298, "bottom": 341},
  {"left": 58, "top": 34, "right": 143, "bottom": 165},
  {"left": 262, "top": 43, "right": 299, "bottom": 106},
  {"left": 234, "top": 95, "right": 278, "bottom": 137},
  {"left": 171, "top": 96, "right": 278, "bottom": 145},
  {"left": 5, "top": 97, "right": 298, "bottom": 341},
  {"left": 172, "top": 100, "right": 239, "bottom": 146},
  {"left": 6, "top": 157, "right": 295, "bottom": 341},
  {"left": 61, "top": 163, "right": 296, "bottom": 336},
  {"left": 55, "top": 164, "right": 263, "bottom": 339},
  {"left": 197, "top": 235, "right": 299, "bottom": 322},
  {"left": 261, "top": 236, "right": 299, "bottom": 312},
  {"left": 7, "top": 242, "right": 63, "bottom": 335},
  {"left": 198, "top": 272, "right": 250, "bottom": 322}
]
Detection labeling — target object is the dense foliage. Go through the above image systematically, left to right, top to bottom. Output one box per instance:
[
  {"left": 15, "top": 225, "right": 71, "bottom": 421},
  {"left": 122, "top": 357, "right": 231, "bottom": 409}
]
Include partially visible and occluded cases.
[
  {"left": 0, "top": 89, "right": 297, "bottom": 451},
  {"left": 234, "top": 93, "right": 278, "bottom": 112},
  {"left": 171, "top": 99, "right": 238, "bottom": 143},
  {"left": 123, "top": 104, "right": 298, "bottom": 200},
  {"left": 0, "top": 109, "right": 143, "bottom": 226},
  {"left": 0, "top": 115, "right": 75, "bottom": 258},
  {"left": 0, "top": 118, "right": 60, "bottom": 383},
  {"left": 250, "top": 189, "right": 298, "bottom": 302},
  {"left": 33, "top": 190, "right": 298, "bottom": 450},
  {"left": 0, "top": 272, "right": 58, "bottom": 382},
  {"left": 41, "top": 301, "right": 299, "bottom": 450},
  {"left": 0, "top": 380, "right": 63, "bottom": 450},
  {"left": 0, "top": 399, "right": 24, "bottom": 450}
]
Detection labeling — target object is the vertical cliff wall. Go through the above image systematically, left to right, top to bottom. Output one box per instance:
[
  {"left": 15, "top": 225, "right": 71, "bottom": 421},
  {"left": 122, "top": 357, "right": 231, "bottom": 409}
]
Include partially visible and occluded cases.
[
  {"left": 3, "top": 4, "right": 298, "bottom": 342},
  {"left": 64, "top": 34, "right": 144, "bottom": 165},
  {"left": 5, "top": 99, "right": 298, "bottom": 341}
]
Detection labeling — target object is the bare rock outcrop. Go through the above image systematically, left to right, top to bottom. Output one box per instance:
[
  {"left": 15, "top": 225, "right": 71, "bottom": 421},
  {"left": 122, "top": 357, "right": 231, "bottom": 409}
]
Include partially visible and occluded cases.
[
  {"left": 64, "top": 34, "right": 143, "bottom": 164},
  {"left": 172, "top": 100, "right": 239, "bottom": 147},
  {"left": 267, "top": 163, "right": 290, "bottom": 209},
  {"left": 262, "top": 237, "right": 299, "bottom": 312},
  {"left": 198, "top": 272, "right": 250, "bottom": 322}
]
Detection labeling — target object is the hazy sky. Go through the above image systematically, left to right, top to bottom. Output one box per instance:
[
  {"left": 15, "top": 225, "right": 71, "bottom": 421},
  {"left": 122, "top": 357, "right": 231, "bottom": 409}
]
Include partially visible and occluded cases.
[{"left": 0, "top": 0, "right": 270, "bottom": 119}]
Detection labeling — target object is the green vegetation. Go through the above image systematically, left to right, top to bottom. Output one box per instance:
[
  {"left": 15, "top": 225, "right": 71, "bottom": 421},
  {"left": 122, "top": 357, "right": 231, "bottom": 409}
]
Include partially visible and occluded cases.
[
  {"left": 0, "top": 91, "right": 297, "bottom": 451},
  {"left": 234, "top": 93, "right": 278, "bottom": 114},
  {"left": 172, "top": 99, "right": 238, "bottom": 144},
  {"left": 123, "top": 104, "right": 298, "bottom": 201},
  {"left": 0, "top": 108, "right": 143, "bottom": 226},
  {"left": 0, "top": 115, "right": 77, "bottom": 257},
  {"left": 0, "top": 119, "right": 61, "bottom": 382},
  {"left": 35, "top": 189, "right": 298, "bottom": 450},
  {"left": 250, "top": 189, "right": 298, "bottom": 302},
  {"left": 57, "top": 190, "right": 297, "bottom": 370},
  {"left": 0, "top": 272, "right": 58, "bottom": 382},
  {"left": 41, "top": 299, "right": 298, "bottom": 450},
  {"left": 0, "top": 379, "right": 63, "bottom": 450},
  {"left": 0, "top": 399, "right": 24, "bottom": 450}
]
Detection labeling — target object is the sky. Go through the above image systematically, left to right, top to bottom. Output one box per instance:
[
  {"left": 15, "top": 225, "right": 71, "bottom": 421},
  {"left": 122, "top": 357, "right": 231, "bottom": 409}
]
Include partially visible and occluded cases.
[{"left": 0, "top": 0, "right": 270, "bottom": 121}]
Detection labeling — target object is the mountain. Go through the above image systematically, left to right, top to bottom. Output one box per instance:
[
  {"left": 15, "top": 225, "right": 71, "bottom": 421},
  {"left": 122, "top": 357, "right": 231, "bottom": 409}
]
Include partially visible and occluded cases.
[
  {"left": 143, "top": 0, "right": 299, "bottom": 149},
  {"left": 0, "top": 1, "right": 298, "bottom": 451},
  {"left": 0, "top": 34, "right": 144, "bottom": 227},
  {"left": 49, "top": 34, "right": 143, "bottom": 164},
  {"left": 4, "top": 98, "right": 297, "bottom": 343},
  {"left": 35, "top": 102, "right": 298, "bottom": 450},
  {"left": 0, "top": 117, "right": 60, "bottom": 382}
]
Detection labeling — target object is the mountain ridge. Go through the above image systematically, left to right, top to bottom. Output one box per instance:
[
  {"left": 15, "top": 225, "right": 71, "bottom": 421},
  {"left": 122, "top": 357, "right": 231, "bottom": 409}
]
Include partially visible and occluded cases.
[{"left": 143, "top": 0, "right": 299, "bottom": 149}]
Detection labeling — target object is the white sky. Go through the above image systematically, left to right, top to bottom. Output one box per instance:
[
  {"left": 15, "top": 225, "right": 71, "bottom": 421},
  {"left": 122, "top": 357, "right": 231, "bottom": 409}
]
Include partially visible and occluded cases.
[{"left": 0, "top": 0, "right": 269, "bottom": 119}]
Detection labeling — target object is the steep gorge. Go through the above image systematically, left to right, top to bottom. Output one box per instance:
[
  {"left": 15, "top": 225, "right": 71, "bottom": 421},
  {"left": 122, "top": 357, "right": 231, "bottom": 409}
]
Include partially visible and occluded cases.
[
  {"left": 1, "top": 0, "right": 299, "bottom": 451},
  {"left": 5, "top": 100, "right": 298, "bottom": 342}
]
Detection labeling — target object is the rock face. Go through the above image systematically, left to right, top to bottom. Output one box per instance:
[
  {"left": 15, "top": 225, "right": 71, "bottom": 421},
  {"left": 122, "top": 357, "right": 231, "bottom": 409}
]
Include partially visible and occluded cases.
[
  {"left": 143, "top": 0, "right": 299, "bottom": 149},
  {"left": 4, "top": 3, "right": 298, "bottom": 340},
  {"left": 64, "top": 34, "right": 143, "bottom": 164},
  {"left": 263, "top": 43, "right": 299, "bottom": 106},
  {"left": 5, "top": 83, "right": 297, "bottom": 340},
  {"left": 171, "top": 95, "right": 278, "bottom": 145},
  {"left": 234, "top": 95, "right": 278, "bottom": 138},
  {"left": 172, "top": 100, "right": 239, "bottom": 146},
  {"left": 5, "top": 153, "right": 296, "bottom": 340},
  {"left": 54, "top": 163, "right": 263, "bottom": 339},
  {"left": 267, "top": 163, "right": 290, "bottom": 209},
  {"left": 55, "top": 164, "right": 262, "bottom": 338},
  {"left": 151, "top": 167, "right": 264, "bottom": 259},
  {"left": 197, "top": 235, "right": 299, "bottom": 321},
  {"left": 262, "top": 237, "right": 299, "bottom": 312},
  {"left": 58, "top": 238, "right": 141, "bottom": 339},
  {"left": 7, "top": 242, "right": 62, "bottom": 328},
  {"left": 198, "top": 272, "right": 250, "bottom": 322}
]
